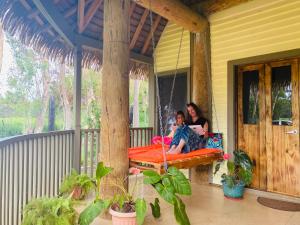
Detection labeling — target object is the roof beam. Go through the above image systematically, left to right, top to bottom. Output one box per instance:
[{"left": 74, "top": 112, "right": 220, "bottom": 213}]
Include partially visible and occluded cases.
[
  {"left": 31, "top": 0, "right": 152, "bottom": 64},
  {"left": 32, "top": 0, "right": 75, "bottom": 47},
  {"left": 78, "top": 0, "right": 85, "bottom": 33},
  {"left": 79, "top": 0, "right": 103, "bottom": 33},
  {"left": 134, "top": 0, "right": 208, "bottom": 33},
  {"left": 130, "top": 9, "right": 149, "bottom": 49},
  {"left": 142, "top": 15, "right": 160, "bottom": 54}
]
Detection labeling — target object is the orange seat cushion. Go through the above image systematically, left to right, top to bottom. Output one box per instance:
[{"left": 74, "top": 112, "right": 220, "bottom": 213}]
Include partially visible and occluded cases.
[{"left": 128, "top": 144, "right": 222, "bottom": 163}]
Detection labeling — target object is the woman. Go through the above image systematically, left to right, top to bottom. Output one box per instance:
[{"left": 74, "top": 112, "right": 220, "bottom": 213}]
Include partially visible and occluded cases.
[
  {"left": 186, "top": 102, "right": 209, "bottom": 138},
  {"left": 168, "top": 103, "right": 208, "bottom": 154}
]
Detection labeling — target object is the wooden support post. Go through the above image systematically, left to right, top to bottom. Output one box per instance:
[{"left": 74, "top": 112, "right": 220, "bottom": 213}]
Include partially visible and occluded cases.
[
  {"left": 100, "top": 0, "right": 130, "bottom": 198},
  {"left": 190, "top": 27, "right": 213, "bottom": 184},
  {"left": 73, "top": 46, "right": 82, "bottom": 172}
]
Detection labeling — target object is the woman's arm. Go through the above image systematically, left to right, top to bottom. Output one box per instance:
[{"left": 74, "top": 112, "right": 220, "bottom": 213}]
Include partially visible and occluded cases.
[{"left": 203, "top": 122, "right": 209, "bottom": 138}]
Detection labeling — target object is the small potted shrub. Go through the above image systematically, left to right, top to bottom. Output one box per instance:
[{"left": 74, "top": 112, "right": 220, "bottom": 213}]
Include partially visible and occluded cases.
[
  {"left": 214, "top": 149, "right": 254, "bottom": 199},
  {"left": 79, "top": 165, "right": 147, "bottom": 225},
  {"left": 60, "top": 169, "right": 96, "bottom": 200},
  {"left": 22, "top": 197, "right": 77, "bottom": 225}
]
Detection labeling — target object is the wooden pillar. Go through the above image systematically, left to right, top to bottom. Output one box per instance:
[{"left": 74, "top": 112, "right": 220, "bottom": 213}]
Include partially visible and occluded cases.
[
  {"left": 100, "top": 0, "right": 130, "bottom": 198},
  {"left": 190, "top": 27, "right": 213, "bottom": 184},
  {"left": 73, "top": 45, "right": 82, "bottom": 172}
]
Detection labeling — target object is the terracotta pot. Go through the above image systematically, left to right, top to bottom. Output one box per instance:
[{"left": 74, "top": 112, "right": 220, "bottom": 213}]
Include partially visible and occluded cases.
[
  {"left": 72, "top": 186, "right": 83, "bottom": 200},
  {"left": 109, "top": 207, "right": 137, "bottom": 225}
]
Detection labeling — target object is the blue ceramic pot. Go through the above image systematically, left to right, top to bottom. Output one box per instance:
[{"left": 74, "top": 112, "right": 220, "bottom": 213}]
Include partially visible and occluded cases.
[{"left": 222, "top": 181, "right": 245, "bottom": 199}]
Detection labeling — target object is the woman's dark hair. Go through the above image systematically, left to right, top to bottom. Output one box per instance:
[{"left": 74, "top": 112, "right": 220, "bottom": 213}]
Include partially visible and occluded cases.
[
  {"left": 186, "top": 102, "right": 203, "bottom": 122},
  {"left": 176, "top": 110, "right": 185, "bottom": 119}
]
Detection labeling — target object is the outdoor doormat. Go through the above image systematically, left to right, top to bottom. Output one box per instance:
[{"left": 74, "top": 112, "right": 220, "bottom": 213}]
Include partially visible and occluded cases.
[{"left": 257, "top": 197, "right": 300, "bottom": 211}]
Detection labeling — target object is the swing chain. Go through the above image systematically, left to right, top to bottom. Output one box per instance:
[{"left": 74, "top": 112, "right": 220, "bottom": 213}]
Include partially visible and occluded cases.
[{"left": 149, "top": 0, "right": 168, "bottom": 172}]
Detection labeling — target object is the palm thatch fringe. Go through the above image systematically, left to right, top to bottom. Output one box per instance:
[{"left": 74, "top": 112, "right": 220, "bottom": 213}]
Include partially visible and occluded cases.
[{"left": 0, "top": 1, "right": 150, "bottom": 79}]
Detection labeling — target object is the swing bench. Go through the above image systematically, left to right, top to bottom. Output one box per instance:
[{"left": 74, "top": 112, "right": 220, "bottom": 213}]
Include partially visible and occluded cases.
[
  {"left": 133, "top": 6, "right": 223, "bottom": 174},
  {"left": 129, "top": 144, "right": 223, "bottom": 174}
]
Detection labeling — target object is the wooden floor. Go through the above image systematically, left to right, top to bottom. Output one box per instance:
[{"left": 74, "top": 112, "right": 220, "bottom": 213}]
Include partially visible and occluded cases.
[{"left": 78, "top": 177, "right": 300, "bottom": 225}]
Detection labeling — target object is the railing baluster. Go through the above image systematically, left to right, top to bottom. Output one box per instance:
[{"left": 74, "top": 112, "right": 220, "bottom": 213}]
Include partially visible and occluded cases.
[
  {"left": 96, "top": 130, "right": 100, "bottom": 164},
  {"left": 84, "top": 131, "right": 88, "bottom": 174},
  {"left": 90, "top": 131, "right": 95, "bottom": 176},
  {"left": 14, "top": 142, "right": 19, "bottom": 225},
  {"left": 8, "top": 144, "right": 13, "bottom": 225}
]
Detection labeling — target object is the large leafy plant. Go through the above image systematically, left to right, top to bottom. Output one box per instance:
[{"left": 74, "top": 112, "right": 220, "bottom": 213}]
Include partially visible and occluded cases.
[
  {"left": 214, "top": 149, "right": 254, "bottom": 188},
  {"left": 78, "top": 163, "right": 147, "bottom": 225},
  {"left": 143, "top": 167, "right": 192, "bottom": 225},
  {"left": 60, "top": 169, "right": 96, "bottom": 200},
  {"left": 22, "top": 197, "right": 77, "bottom": 225}
]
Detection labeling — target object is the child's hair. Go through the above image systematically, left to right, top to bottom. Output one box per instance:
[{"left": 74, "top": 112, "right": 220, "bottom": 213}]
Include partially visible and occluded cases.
[{"left": 176, "top": 111, "right": 185, "bottom": 119}]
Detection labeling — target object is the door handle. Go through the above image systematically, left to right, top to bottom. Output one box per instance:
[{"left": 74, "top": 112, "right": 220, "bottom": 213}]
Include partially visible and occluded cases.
[{"left": 286, "top": 130, "right": 298, "bottom": 134}]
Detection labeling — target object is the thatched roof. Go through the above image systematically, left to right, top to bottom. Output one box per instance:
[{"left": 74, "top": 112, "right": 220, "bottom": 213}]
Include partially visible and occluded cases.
[{"left": 0, "top": 0, "right": 168, "bottom": 78}]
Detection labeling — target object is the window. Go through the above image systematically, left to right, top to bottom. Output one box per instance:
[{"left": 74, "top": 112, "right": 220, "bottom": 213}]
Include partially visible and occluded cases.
[
  {"left": 271, "top": 66, "right": 292, "bottom": 126},
  {"left": 242, "top": 70, "right": 259, "bottom": 124}
]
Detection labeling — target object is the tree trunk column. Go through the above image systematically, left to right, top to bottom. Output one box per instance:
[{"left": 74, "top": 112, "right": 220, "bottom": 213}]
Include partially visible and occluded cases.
[
  {"left": 100, "top": 0, "right": 130, "bottom": 197},
  {"left": 190, "top": 27, "right": 213, "bottom": 184}
]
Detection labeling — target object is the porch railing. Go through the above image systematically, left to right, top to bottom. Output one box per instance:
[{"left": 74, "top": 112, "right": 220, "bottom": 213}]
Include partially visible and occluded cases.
[
  {"left": 0, "top": 127, "right": 153, "bottom": 225},
  {"left": 80, "top": 127, "right": 153, "bottom": 176},
  {"left": 0, "top": 130, "right": 74, "bottom": 225}
]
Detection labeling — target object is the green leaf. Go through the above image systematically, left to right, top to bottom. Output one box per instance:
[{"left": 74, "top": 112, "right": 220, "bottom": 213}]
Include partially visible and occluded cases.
[
  {"left": 234, "top": 149, "right": 253, "bottom": 171},
  {"left": 227, "top": 161, "right": 235, "bottom": 175},
  {"left": 96, "top": 162, "right": 113, "bottom": 180},
  {"left": 214, "top": 163, "right": 221, "bottom": 175},
  {"left": 167, "top": 167, "right": 191, "bottom": 195},
  {"left": 238, "top": 168, "right": 253, "bottom": 185},
  {"left": 143, "top": 170, "right": 161, "bottom": 184},
  {"left": 154, "top": 183, "right": 176, "bottom": 204},
  {"left": 173, "top": 197, "right": 190, "bottom": 225},
  {"left": 135, "top": 198, "right": 147, "bottom": 225},
  {"left": 150, "top": 198, "right": 161, "bottom": 219},
  {"left": 78, "top": 199, "right": 111, "bottom": 225}
]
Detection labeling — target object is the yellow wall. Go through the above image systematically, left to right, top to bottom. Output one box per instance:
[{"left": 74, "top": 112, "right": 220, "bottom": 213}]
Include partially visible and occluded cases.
[
  {"left": 209, "top": 0, "right": 300, "bottom": 182},
  {"left": 155, "top": 22, "right": 190, "bottom": 73}
]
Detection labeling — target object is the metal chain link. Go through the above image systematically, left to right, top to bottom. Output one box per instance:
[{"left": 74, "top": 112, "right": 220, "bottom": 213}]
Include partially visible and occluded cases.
[{"left": 149, "top": 1, "right": 168, "bottom": 171}]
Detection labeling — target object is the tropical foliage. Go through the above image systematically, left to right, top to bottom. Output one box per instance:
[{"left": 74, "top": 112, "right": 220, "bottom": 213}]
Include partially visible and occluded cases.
[
  {"left": 214, "top": 150, "right": 254, "bottom": 188},
  {"left": 143, "top": 167, "right": 192, "bottom": 225},
  {"left": 59, "top": 169, "right": 96, "bottom": 200},
  {"left": 22, "top": 197, "right": 77, "bottom": 225}
]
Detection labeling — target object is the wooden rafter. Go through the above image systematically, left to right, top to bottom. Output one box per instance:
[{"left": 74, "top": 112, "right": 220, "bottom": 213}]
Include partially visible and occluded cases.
[
  {"left": 20, "top": 0, "right": 55, "bottom": 36},
  {"left": 30, "top": 0, "right": 152, "bottom": 64},
  {"left": 78, "top": 0, "right": 85, "bottom": 33},
  {"left": 79, "top": 0, "right": 103, "bottom": 33},
  {"left": 135, "top": 0, "right": 208, "bottom": 33},
  {"left": 129, "top": 2, "right": 136, "bottom": 16},
  {"left": 130, "top": 9, "right": 149, "bottom": 49},
  {"left": 141, "top": 15, "right": 161, "bottom": 54}
]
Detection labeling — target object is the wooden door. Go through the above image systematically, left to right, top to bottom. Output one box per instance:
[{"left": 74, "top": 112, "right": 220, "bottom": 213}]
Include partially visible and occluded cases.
[
  {"left": 237, "top": 59, "right": 300, "bottom": 197},
  {"left": 265, "top": 59, "right": 300, "bottom": 196},
  {"left": 237, "top": 64, "right": 267, "bottom": 190}
]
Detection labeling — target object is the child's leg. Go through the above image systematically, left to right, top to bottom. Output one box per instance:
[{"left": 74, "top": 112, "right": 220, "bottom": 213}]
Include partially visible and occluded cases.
[{"left": 168, "top": 139, "right": 186, "bottom": 154}]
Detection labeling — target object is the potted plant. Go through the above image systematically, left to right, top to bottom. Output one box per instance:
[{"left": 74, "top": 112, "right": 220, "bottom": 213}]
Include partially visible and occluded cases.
[
  {"left": 214, "top": 149, "right": 254, "bottom": 199},
  {"left": 78, "top": 163, "right": 192, "bottom": 225},
  {"left": 78, "top": 164, "right": 147, "bottom": 225},
  {"left": 59, "top": 169, "right": 96, "bottom": 200},
  {"left": 22, "top": 197, "right": 77, "bottom": 225}
]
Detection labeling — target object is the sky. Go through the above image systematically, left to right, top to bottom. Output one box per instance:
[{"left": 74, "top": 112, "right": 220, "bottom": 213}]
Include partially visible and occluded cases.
[{"left": 0, "top": 35, "right": 14, "bottom": 95}]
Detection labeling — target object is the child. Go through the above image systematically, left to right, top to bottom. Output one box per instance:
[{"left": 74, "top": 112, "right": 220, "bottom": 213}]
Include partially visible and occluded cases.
[{"left": 168, "top": 111, "right": 206, "bottom": 154}]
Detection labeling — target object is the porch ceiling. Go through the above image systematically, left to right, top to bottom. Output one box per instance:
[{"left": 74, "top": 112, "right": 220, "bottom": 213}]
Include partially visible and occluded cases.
[{"left": 0, "top": 0, "right": 250, "bottom": 77}]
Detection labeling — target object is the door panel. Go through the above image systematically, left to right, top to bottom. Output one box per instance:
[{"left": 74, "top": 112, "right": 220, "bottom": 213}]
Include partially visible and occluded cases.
[
  {"left": 265, "top": 59, "right": 300, "bottom": 196},
  {"left": 237, "top": 64, "right": 266, "bottom": 190}
]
